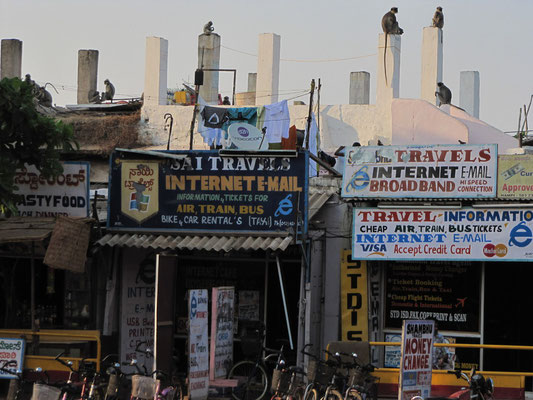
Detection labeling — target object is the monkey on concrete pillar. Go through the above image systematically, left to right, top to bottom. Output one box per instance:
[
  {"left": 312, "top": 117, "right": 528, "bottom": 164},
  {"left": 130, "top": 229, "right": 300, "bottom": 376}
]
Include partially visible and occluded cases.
[
  {"left": 381, "top": 7, "right": 404, "bottom": 85},
  {"left": 432, "top": 7, "right": 444, "bottom": 29},
  {"left": 203, "top": 21, "right": 214, "bottom": 35},
  {"left": 101, "top": 79, "right": 115, "bottom": 102},
  {"left": 435, "top": 82, "right": 452, "bottom": 106}
]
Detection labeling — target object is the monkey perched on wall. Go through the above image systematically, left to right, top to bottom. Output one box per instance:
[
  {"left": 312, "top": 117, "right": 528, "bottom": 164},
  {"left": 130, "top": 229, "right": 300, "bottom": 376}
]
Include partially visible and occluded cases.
[
  {"left": 381, "top": 7, "right": 404, "bottom": 85},
  {"left": 432, "top": 7, "right": 444, "bottom": 29},
  {"left": 203, "top": 21, "right": 214, "bottom": 35},
  {"left": 101, "top": 79, "right": 115, "bottom": 102},
  {"left": 435, "top": 82, "right": 452, "bottom": 105}
]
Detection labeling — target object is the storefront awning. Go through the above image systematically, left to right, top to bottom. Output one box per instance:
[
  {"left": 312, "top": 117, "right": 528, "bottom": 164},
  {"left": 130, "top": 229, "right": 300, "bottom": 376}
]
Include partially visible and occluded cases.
[
  {"left": 0, "top": 217, "right": 57, "bottom": 243},
  {"left": 96, "top": 233, "right": 294, "bottom": 252}
]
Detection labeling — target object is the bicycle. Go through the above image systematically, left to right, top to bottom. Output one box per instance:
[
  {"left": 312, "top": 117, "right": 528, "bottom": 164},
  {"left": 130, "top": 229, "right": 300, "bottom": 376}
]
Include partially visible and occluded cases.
[
  {"left": 227, "top": 331, "right": 286, "bottom": 400},
  {"left": 301, "top": 346, "right": 342, "bottom": 400},
  {"left": 337, "top": 352, "right": 378, "bottom": 400},
  {"left": 270, "top": 359, "right": 306, "bottom": 400},
  {"left": 1, "top": 360, "right": 61, "bottom": 400}
]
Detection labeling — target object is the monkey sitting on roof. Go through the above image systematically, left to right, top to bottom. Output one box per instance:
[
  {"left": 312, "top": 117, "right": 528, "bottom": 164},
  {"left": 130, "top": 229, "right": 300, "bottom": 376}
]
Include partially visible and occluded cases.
[{"left": 203, "top": 21, "right": 214, "bottom": 35}]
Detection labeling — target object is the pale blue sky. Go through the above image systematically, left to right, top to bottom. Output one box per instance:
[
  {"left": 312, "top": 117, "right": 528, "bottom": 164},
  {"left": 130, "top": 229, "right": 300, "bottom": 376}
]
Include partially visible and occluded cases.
[{"left": 1, "top": 0, "right": 531, "bottom": 133}]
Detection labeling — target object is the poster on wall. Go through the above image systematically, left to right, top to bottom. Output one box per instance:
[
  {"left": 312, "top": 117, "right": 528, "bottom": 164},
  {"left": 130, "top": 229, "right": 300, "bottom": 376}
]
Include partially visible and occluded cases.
[
  {"left": 342, "top": 144, "right": 497, "bottom": 198},
  {"left": 107, "top": 150, "right": 309, "bottom": 233},
  {"left": 497, "top": 154, "right": 533, "bottom": 198},
  {"left": 14, "top": 162, "right": 90, "bottom": 217},
  {"left": 352, "top": 208, "right": 533, "bottom": 261},
  {"left": 340, "top": 249, "right": 368, "bottom": 341},
  {"left": 120, "top": 251, "right": 155, "bottom": 373},
  {"left": 385, "top": 261, "right": 480, "bottom": 332},
  {"left": 210, "top": 287, "right": 234, "bottom": 380},
  {"left": 189, "top": 289, "right": 209, "bottom": 400},
  {"left": 238, "top": 291, "right": 260, "bottom": 321},
  {"left": 398, "top": 320, "right": 434, "bottom": 400},
  {"left": 0, "top": 338, "right": 25, "bottom": 379}
]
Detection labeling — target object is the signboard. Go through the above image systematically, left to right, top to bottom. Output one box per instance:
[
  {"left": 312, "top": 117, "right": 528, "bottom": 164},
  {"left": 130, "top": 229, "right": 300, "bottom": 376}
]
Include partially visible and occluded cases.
[
  {"left": 342, "top": 144, "right": 497, "bottom": 198},
  {"left": 108, "top": 150, "right": 308, "bottom": 233},
  {"left": 497, "top": 154, "right": 533, "bottom": 198},
  {"left": 14, "top": 162, "right": 90, "bottom": 217},
  {"left": 352, "top": 208, "right": 533, "bottom": 261},
  {"left": 120, "top": 250, "right": 155, "bottom": 372},
  {"left": 340, "top": 250, "right": 368, "bottom": 341},
  {"left": 385, "top": 261, "right": 481, "bottom": 332},
  {"left": 210, "top": 287, "right": 234, "bottom": 380},
  {"left": 189, "top": 289, "right": 209, "bottom": 400},
  {"left": 238, "top": 291, "right": 260, "bottom": 321},
  {"left": 398, "top": 320, "right": 434, "bottom": 400},
  {"left": 0, "top": 338, "right": 25, "bottom": 379}
]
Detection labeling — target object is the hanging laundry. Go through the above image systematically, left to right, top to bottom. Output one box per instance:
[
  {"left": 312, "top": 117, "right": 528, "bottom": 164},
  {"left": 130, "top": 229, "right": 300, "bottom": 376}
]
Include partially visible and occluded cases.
[
  {"left": 198, "top": 97, "right": 224, "bottom": 146},
  {"left": 259, "top": 100, "right": 290, "bottom": 145},
  {"left": 201, "top": 106, "right": 229, "bottom": 128},
  {"left": 226, "top": 107, "right": 258, "bottom": 126},
  {"left": 304, "top": 113, "right": 319, "bottom": 177}
]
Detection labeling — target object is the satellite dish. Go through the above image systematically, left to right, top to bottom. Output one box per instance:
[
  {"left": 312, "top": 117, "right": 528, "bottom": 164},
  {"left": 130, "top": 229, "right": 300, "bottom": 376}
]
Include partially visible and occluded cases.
[{"left": 227, "top": 123, "right": 268, "bottom": 150}]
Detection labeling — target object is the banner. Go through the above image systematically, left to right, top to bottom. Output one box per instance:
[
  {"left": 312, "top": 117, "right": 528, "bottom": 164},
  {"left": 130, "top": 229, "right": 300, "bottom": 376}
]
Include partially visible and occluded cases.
[
  {"left": 342, "top": 144, "right": 497, "bottom": 198},
  {"left": 108, "top": 150, "right": 308, "bottom": 233},
  {"left": 497, "top": 154, "right": 533, "bottom": 198},
  {"left": 14, "top": 162, "right": 90, "bottom": 217},
  {"left": 352, "top": 208, "right": 533, "bottom": 261},
  {"left": 340, "top": 250, "right": 368, "bottom": 341},
  {"left": 384, "top": 261, "right": 481, "bottom": 332},
  {"left": 210, "top": 287, "right": 234, "bottom": 380},
  {"left": 189, "top": 289, "right": 209, "bottom": 400},
  {"left": 398, "top": 320, "right": 434, "bottom": 400},
  {"left": 0, "top": 338, "right": 25, "bottom": 379}
]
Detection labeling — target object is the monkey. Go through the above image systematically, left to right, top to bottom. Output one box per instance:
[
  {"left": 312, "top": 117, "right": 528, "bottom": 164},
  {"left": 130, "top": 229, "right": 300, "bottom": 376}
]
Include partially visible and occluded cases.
[
  {"left": 381, "top": 7, "right": 404, "bottom": 85},
  {"left": 432, "top": 7, "right": 444, "bottom": 29},
  {"left": 203, "top": 21, "right": 214, "bottom": 35},
  {"left": 101, "top": 79, "right": 115, "bottom": 102},
  {"left": 435, "top": 82, "right": 452, "bottom": 106},
  {"left": 36, "top": 86, "right": 53, "bottom": 107}
]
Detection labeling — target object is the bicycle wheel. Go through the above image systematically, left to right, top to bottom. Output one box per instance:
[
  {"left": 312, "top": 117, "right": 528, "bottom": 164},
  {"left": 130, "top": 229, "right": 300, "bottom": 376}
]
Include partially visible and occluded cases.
[
  {"left": 228, "top": 361, "right": 269, "bottom": 400},
  {"left": 289, "top": 386, "right": 305, "bottom": 400},
  {"left": 303, "top": 388, "right": 318, "bottom": 400},
  {"left": 345, "top": 388, "right": 363, "bottom": 400},
  {"left": 325, "top": 389, "right": 343, "bottom": 400}
]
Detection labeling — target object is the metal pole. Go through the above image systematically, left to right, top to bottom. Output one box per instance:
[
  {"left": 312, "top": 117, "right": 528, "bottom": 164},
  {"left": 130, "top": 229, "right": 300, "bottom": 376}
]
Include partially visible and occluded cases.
[
  {"left": 232, "top": 70, "right": 236, "bottom": 105},
  {"left": 305, "top": 79, "right": 315, "bottom": 149},
  {"left": 188, "top": 85, "right": 199, "bottom": 150},
  {"left": 263, "top": 253, "right": 269, "bottom": 341},
  {"left": 276, "top": 255, "right": 294, "bottom": 350}
]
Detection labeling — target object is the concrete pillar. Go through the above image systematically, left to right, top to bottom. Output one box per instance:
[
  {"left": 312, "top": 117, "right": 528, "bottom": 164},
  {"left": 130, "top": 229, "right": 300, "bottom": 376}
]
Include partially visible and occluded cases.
[
  {"left": 420, "top": 27, "right": 443, "bottom": 105},
  {"left": 198, "top": 33, "right": 221, "bottom": 104},
  {"left": 256, "top": 33, "right": 280, "bottom": 106},
  {"left": 376, "top": 34, "right": 401, "bottom": 107},
  {"left": 144, "top": 36, "right": 168, "bottom": 106},
  {"left": 1, "top": 39, "right": 22, "bottom": 79},
  {"left": 77, "top": 50, "right": 99, "bottom": 104},
  {"left": 349, "top": 71, "right": 370, "bottom": 104},
  {"left": 460, "top": 71, "right": 480, "bottom": 118},
  {"left": 247, "top": 72, "right": 257, "bottom": 92},
  {"left": 235, "top": 92, "right": 256, "bottom": 106}
]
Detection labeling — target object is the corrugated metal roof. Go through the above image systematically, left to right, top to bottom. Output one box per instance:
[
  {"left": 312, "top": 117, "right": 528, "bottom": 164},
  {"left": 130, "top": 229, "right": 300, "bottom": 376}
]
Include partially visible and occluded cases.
[{"left": 96, "top": 233, "right": 294, "bottom": 252}]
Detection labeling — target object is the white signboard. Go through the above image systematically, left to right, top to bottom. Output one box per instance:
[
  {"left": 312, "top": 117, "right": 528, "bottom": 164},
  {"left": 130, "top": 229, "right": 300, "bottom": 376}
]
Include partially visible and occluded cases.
[
  {"left": 342, "top": 144, "right": 497, "bottom": 198},
  {"left": 14, "top": 162, "right": 90, "bottom": 217},
  {"left": 352, "top": 208, "right": 533, "bottom": 261},
  {"left": 120, "top": 251, "right": 155, "bottom": 373},
  {"left": 210, "top": 287, "right": 234, "bottom": 380},
  {"left": 189, "top": 289, "right": 209, "bottom": 400},
  {"left": 398, "top": 320, "right": 434, "bottom": 400},
  {"left": 0, "top": 338, "right": 25, "bottom": 379}
]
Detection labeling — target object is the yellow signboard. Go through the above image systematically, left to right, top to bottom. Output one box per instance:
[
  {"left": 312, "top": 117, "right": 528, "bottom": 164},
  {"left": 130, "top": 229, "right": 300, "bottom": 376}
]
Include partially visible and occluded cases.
[
  {"left": 497, "top": 155, "right": 533, "bottom": 198},
  {"left": 120, "top": 161, "right": 159, "bottom": 223},
  {"left": 340, "top": 249, "right": 368, "bottom": 341}
]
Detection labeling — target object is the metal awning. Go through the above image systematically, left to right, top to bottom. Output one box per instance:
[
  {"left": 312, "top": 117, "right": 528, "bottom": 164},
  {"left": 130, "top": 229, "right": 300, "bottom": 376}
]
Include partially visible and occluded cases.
[
  {"left": 0, "top": 217, "right": 56, "bottom": 243},
  {"left": 96, "top": 233, "right": 294, "bottom": 252}
]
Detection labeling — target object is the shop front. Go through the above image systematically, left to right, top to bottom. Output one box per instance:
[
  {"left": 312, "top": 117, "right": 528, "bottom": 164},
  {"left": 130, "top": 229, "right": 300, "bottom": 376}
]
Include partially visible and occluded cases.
[{"left": 96, "top": 148, "right": 319, "bottom": 383}]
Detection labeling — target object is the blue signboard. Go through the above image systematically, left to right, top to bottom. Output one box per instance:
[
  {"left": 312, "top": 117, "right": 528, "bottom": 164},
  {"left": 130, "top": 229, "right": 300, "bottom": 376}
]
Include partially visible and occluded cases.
[{"left": 107, "top": 150, "right": 308, "bottom": 233}]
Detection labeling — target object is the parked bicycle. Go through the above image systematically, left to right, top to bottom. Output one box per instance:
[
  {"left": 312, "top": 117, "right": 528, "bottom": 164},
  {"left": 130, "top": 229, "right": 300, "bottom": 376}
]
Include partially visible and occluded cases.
[
  {"left": 227, "top": 325, "right": 286, "bottom": 400},
  {"left": 301, "top": 346, "right": 343, "bottom": 400},
  {"left": 337, "top": 352, "right": 377, "bottom": 400},
  {"left": 270, "top": 358, "right": 306, "bottom": 400}
]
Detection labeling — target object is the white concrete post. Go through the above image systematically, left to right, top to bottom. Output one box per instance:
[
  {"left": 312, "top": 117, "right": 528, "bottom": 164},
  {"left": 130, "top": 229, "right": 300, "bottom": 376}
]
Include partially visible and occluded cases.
[
  {"left": 420, "top": 27, "right": 443, "bottom": 105},
  {"left": 198, "top": 33, "right": 221, "bottom": 104},
  {"left": 256, "top": 33, "right": 280, "bottom": 106},
  {"left": 376, "top": 34, "right": 401, "bottom": 107},
  {"left": 144, "top": 36, "right": 168, "bottom": 106},
  {"left": 1, "top": 39, "right": 22, "bottom": 79},
  {"left": 77, "top": 50, "right": 99, "bottom": 104},
  {"left": 349, "top": 71, "right": 370, "bottom": 104},
  {"left": 460, "top": 71, "right": 480, "bottom": 118},
  {"left": 248, "top": 72, "right": 257, "bottom": 93}
]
